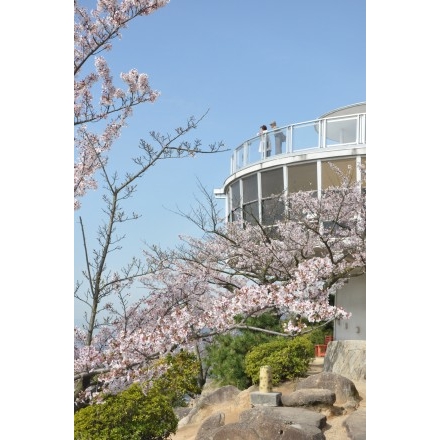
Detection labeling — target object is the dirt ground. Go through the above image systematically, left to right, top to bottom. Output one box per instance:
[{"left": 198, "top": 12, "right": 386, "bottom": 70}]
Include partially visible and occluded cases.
[{"left": 170, "top": 358, "right": 366, "bottom": 440}]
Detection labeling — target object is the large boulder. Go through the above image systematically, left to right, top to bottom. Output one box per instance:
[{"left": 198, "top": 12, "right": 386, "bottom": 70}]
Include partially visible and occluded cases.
[
  {"left": 323, "top": 340, "right": 366, "bottom": 381},
  {"left": 295, "top": 372, "right": 360, "bottom": 409},
  {"left": 178, "top": 385, "right": 241, "bottom": 427},
  {"left": 199, "top": 385, "right": 241, "bottom": 406},
  {"left": 281, "top": 388, "right": 335, "bottom": 407},
  {"left": 194, "top": 405, "right": 327, "bottom": 439},
  {"left": 240, "top": 406, "right": 327, "bottom": 430},
  {"left": 343, "top": 407, "right": 366, "bottom": 440},
  {"left": 195, "top": 412, "right": 225, "bottom": 440},
  {"left": 207, "top": 417, "right": 324, "bottom": 440},
  {"left": 211, "top": 423, "right": 260, "bottom": 440}
]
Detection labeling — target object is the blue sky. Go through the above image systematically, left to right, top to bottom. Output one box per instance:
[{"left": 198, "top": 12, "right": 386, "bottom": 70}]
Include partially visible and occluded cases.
[{"left": 74, "top": 0, "right": 366, "bottom": 326}]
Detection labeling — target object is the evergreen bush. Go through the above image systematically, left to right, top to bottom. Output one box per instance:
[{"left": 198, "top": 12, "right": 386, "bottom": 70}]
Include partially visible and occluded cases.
[
  {"left": 205, "top": 312, "right": 282, "bottom": 389},
  {"left": 244, "top": 336, "right": 314, "bottom": 385},
  {"left": 74, "top": 350, "right": 201, "bottom": 439},
  {"left": 155, "top": 351, "right": 202, "bottom": 406},
  {"left": 74, "top": 383, "right": 177, "bottom": 440}
]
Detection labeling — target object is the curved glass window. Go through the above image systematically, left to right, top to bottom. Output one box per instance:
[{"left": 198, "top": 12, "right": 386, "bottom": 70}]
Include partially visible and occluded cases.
[
  {"left": 321, "top": 158, "right": 356, "bottom": 189},
  {"left": 288, "top": 163, "right": 317, "bottom": 192},
  {"left": 261, "top": 168, "right": 283, "bottom": 198},
  {"left": 261, "top": 169, "right": 284, "bottom": 225},
  {"left": 242, "top": 174, "right": 259, "bottom": 225},
  {"left": 243, "top": 174, "right": 258, "bottom": 203},
  {"left": 228, "top": 181, "right": 241, "bottom": 222},
  {"left": 230, "top": 181, "right": 241, "bottom": 209},
  {"left": 262, "top": 198, "right": 285, "bottom": 225},
  {"left": 243, "top": 201, "right": 259, "bottom": 225},
  {"left": 229, "top": 207, "right": 242, "bottom": 223}
]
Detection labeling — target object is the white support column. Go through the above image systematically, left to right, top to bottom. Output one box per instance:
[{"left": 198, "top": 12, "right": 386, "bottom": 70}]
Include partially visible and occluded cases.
[
  {"left": 318, "top": 119, "right": 326, "bottom": 149},
  {"left": 356, "top": 156, "right": 361, "bottom": 182},
  {"left": 317, "top": 160, "right": 322, "bottom": 199},
  {"left": 283, "top": 165, "right": 289, "bottom": 216},
  {"left": 258, "top": 171, "right": 262, "bottom": 223},
  {"left": 239, "top": 179, "right": 244, "bottom": 222},
  {"left": 225, "top": 189, "right": 230, "bottom": 223}
]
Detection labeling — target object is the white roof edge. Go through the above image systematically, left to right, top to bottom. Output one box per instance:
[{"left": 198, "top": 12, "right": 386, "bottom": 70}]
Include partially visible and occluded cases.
[{"left": 318, "top": 102, "right": 366, "bottom": 119}]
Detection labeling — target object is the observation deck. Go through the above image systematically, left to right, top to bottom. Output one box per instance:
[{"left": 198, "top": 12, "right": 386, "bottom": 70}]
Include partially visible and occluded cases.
[{"left": 215, "top": 102, "right": 366, "bottom": 225}]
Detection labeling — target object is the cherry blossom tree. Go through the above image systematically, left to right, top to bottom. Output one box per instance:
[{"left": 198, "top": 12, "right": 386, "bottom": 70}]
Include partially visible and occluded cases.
[
  {"left": 74, "top": 0, "right": 228, "bottom": 402},
  {"left": 74, "top": 0, "right": 226, "bottom": 342},
  {"left": 75, "top": 0, "right": 170, "bottom": 209},
  {"left": 74, "top": 110, "right": 225, "bottom": 346},
  {"left": 74, "top": 165, "right": 366, "bottom": 407}
]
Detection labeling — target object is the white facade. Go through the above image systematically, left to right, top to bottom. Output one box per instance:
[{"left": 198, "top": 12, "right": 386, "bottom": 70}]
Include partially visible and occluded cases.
[{"left": 334, "top": 274, "right": 366, "bottom": 340}]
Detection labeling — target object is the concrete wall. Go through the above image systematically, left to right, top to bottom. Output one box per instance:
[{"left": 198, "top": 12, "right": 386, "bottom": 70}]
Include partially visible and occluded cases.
[{"left": 333, "top": 274, "right": 366, "bottom": 340}]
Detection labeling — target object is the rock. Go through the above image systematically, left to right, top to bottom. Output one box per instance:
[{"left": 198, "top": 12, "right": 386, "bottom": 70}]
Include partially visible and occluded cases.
[
  {"left": 324, "top": 341, "right": 366, "bottom": 381},
  {"left": 176, "top": 360, "right": 366, "bottom": 440},
  {"left": 295, "top": 372, "right": 360, "bottom": 408},
  {"left": 180, "top": 385, "right": 241, "bottom": 426},
  {"left": 199, "top": 385, "right": 241, "bottom": 407},
  {"left": 281, "top": 388, "right": 336, "bottom": 407},
  {"left": 250, "top": 391, "right": 282, "bottom": 407},
  {"left": 193, "top": 393, "right": 328, "bottom": 439},
  {"left": 174, "top": 406, "right": 191, "bottom": 420},
  {"left": 238, "top": 406, "right": 326, "bottom": 439},
  {"left": 240, "top": 406, "right": 327, "bottom": 430},
  {"left": 343, "top": 407, "right": 366, "bottom": 440},
  {"left": 195, "top": 412, "right": 225, "bottom": 440},
  {"left": 249, "top": 415, "right": 324, "bottom": 439},
  {"left": 209, "top": 416, "right": 324, "bottom": 440},
  {"left": 211, "top": 422, "right": 260, "bottom": 439}
]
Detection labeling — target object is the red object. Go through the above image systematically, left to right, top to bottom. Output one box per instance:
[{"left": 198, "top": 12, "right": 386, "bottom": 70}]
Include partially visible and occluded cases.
[
  {"left": 324, "top": 335, "right": 333, "bottom": 345},
  {"left": 315, "top": 336, "right": 333, "bottom": 357},
  {"left": 314, "top": 344, "right": 327, "bottom": 357}
]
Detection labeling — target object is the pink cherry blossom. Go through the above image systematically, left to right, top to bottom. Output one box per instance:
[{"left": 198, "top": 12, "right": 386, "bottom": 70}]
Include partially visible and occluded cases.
[{"left": 75, "top": 165, "right": 365, "bottom": 405}]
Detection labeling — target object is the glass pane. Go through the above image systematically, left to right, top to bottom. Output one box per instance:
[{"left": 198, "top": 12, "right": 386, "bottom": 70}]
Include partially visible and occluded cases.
[
  {"left": 325, "top": 118, "right": 357, "bottom": 146},
  {"left": 292, "top": 122, "right": 319, "bottom": 151},
  {"left": 270, "top": 128, "right": 287, "bottom": 155},
  {"left": 235, "top": 145, "right": 245, "bottom": 170},
  {"left": 321, "top": 158, "right": 356, "bottom": 189},
  {"left": 288, "top": 163, "right": 317, "bottom": 192},
  {"left": 261, "top": 168, "right": 283, "bottom": 198},
  {"left": 243, "top": 174, "right": 258, "bottom": 203},
  {"left": 230, "top": 181, "right": 241, "bottom": 209},
  {"left": 262, "top": 197, "right": 285, "bottom": 225},
  {"left": 243, "top": 201, "right": 259, "bottom": 225},
  {"left": 230, "top": 207, "right": 242, "bottom": 223}
]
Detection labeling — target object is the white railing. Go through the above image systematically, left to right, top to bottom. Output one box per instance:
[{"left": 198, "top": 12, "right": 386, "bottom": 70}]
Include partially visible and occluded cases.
[{"left": 230, "top": 113, "right": 366, "bottom": 174}]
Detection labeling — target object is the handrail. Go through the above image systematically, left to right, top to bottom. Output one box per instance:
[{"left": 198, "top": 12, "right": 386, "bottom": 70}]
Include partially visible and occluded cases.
[{"left": 230, "top": 113, "right": 366, "bottom": 174}]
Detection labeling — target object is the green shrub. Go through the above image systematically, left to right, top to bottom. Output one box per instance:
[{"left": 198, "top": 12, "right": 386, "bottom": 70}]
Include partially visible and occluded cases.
[
  {"left": 205, "top": 312, "right": 283, "bottom": 389},
  {"left": 302, "top": 327, "right": 332, "bottom": 346},
  {"left": 205, "top": 332, "right": 255, "bottom": 389},
  {"left": 244, "top": 336, "right": 314, "bottom": 385},
  {"left": 74, "top": 350, "right": 203, "bottom": 439},
  {"left": 154, "top": 351, "right": 202, "bottom": 406},
  {"left": 74, "top": 383, "right": 177, "bottom": 440}
]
